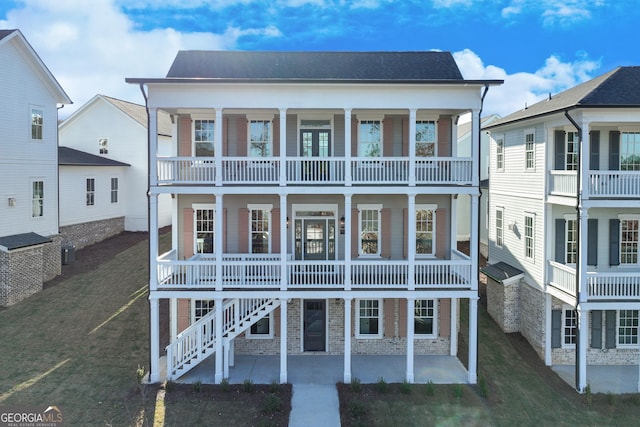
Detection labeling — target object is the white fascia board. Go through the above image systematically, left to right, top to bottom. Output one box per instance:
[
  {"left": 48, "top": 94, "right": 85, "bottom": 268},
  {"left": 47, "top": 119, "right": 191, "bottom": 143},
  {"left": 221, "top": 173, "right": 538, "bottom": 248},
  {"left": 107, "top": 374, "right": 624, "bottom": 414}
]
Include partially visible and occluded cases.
[
  {"left": 151, "top": 186, "right": 481, "bottom": 196},
  {"left": 150, "top": 290, "right": 479, "bottom": 300}
]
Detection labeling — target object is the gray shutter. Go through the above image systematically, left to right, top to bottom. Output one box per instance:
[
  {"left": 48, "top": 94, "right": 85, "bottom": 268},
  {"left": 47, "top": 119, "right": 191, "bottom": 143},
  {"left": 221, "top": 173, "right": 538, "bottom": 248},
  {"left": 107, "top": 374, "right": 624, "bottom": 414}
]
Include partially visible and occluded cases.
[
  {"left": 554, "top": 130, "right": 565, "bottom": 170},
  {"left": 589, "top": 131, "right": 600, "bottom": 170},
  {"left": 609, "top": 131, "right": 620, "bottom": 170},
  {"left": 555, "top": 219, "right": 565, "bottom": 263},
  {"left": 587, "top": 219, "right": 598, "bottom": 266},
  {"left": 609, "top": 219, "right": 620, "bottom": 266},
  {"left": 551, "top": 309, "right": 562, "bottom": 348},
  {"left": 591, "top": 310, "right": 602, "bottom": 348},
  {"left": 605, "top": 310, "right": 617, "bottom": 349}
]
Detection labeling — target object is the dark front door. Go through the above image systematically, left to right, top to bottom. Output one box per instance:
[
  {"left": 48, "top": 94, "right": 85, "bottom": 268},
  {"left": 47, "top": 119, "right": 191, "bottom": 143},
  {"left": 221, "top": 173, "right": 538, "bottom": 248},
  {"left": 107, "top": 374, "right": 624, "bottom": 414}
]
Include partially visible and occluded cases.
[
  {"left": 300, "top": 129, "right": 331, "bottom": 181},
  {"left": 303, "top": 300, "right": 326, "bottom": 351}
]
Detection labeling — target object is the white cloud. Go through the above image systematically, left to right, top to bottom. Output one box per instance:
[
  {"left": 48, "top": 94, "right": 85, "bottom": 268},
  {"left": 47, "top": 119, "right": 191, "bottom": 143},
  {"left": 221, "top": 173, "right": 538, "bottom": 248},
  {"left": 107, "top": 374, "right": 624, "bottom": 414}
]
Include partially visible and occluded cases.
[
  {"left": 1, "top": 0, "right": 281, "bottom": 117},
  {"left": 432, "top": 0, "right": 473, "bottom": 7},
  {"left": 502, "top": 0, "right": 604, "bottom": 26},
  {"left": 453, "top": 48, "right": 600, "bottom": 117}
]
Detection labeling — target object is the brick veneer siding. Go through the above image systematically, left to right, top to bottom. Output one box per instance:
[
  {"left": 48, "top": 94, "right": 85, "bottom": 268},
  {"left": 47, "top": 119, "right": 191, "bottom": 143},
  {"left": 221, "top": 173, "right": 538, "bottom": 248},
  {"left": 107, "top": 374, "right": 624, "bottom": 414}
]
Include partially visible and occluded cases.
[
  {"left": 59, "top": 217, "right": 125, "bottom": 250},
  {"left": 42, "top": 235, "right": 62, "bottom": 281},
  {"left": 0, "top": 246, "right": 44, "bottom": 306},
  {"left": 486, "top": 277, "right": 520, "bottom": 333},
  {"left": 518, "top": 282, "right": 546, "bottom": 360},
  {"left": 233, "top": 298, "right": 450, "bottom": 356}
]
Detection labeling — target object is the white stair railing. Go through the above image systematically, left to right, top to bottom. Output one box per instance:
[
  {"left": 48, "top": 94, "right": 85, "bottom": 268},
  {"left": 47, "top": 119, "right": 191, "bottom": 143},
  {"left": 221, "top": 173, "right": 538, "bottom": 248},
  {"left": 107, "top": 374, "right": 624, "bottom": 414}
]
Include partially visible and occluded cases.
[{"left": 166, "top": 298, "right": 280, "bottom": 380}]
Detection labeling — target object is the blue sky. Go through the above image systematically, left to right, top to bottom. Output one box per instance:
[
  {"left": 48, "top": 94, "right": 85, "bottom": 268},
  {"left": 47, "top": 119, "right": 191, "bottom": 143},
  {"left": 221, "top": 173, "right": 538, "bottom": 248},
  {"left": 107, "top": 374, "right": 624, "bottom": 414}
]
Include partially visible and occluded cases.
[{"left": 1, "top": 0, "right": 638, "bottom": 118}]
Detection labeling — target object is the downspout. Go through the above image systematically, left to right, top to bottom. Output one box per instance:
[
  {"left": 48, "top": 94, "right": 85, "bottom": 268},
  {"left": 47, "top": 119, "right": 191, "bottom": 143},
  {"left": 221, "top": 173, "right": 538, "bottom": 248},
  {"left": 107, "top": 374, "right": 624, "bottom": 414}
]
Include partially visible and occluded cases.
[
  {"left": 137, "top": 83, "right": 152, "bottom": 380},
  {"left": 56, "top": 104, "right": 65, "bottom": 236},
  {"left": 564, "top": 109, "right": 582, "bottom": 392}
]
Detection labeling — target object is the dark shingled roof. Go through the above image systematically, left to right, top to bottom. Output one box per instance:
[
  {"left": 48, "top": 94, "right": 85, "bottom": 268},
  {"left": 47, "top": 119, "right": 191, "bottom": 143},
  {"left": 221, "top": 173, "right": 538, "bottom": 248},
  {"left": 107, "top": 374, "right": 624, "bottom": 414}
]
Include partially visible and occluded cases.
[
  {"left": 166, "top": 51, "right": 465, "bottom": 81},
  {"left": 485, "top": 66, "right": 640, "bottom": 129},
  {"left": 59, "top": 146, "right": 130, "bottom": 167},
  {"left": 0, "top": 232, "right": 51, "bottom": 251},
  {"left": 480, "top": 262, "right": 524, "bottom": 284}
]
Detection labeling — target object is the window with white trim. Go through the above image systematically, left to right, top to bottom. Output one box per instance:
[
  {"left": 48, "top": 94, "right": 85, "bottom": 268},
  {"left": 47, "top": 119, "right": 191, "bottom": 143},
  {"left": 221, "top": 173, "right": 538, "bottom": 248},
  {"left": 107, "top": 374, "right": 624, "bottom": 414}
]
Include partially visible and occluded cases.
[
  {"left": 31, "top": 108, "right": 43, "bottom": 140},
  {"left": 194, "top": 119, "right": 215, "bottom": 157},
  {"left": 249, "top": 120, "right": 272, "bottom": 157},
  {"left": 358, "top": 120, "right": 382, "bottom": 157},
  {"left": 416, "top": 121, "right": 436, "bottom": 157},
  {"left": 525, "top": 130, "right": 535, "bottom": 170},
  {"left": 566, "top": 132, "right": 578, "bottom": 171},
  {"left": 621, "top": 132, "right": 640, "bottom": 171},
  {"left": 495, "top": 135, "right": 504, "bottom": 171},
  {"left": 86, "top": 178, "right": 95, "bottom": 206},
  {"left": 110, "top": 178, "right": 118, "bottom": 203},
  {"left": 32, "top": 180, "right": 44, "bottom": 217},
  {"left": 194, "top": 204, "right": 215, "bottom": 254},
  {"left": 358, "top": 204, "right": 381, "bottom": 256},
  {"left": 416, "top": 204, "right": 436, "bottom": 256},
  {"left": 249, "top": 205, "right": 271, "bottom": 254},
  {"left": 495, "top": 208, "right": 504, "bottom": 247},
  {"left": 524, "top": 214, "right": 534, "bottom": 260},
  {"left": 565, "top": 218, "right": 577, "bottom": 264},
  {"left": 620, "top": 218, "right": 639, "bottom": 265},
  {"left": 357, "top": 299, "right": 382, "bottom": 338},
  {"left": 414, "top": 299, "right": 436, "bottom": 337},
  {"left": 193, "top": 300, "right": 215, "bottom": 322},
  {"left": 562, "top": 307, "right": 577, "bottom": 347},
  {"left": 618, "top": 310, "right": 639, "bottom": 346},
  {"left": 247, "top": 312, "right": 273, "bottom": 339}
]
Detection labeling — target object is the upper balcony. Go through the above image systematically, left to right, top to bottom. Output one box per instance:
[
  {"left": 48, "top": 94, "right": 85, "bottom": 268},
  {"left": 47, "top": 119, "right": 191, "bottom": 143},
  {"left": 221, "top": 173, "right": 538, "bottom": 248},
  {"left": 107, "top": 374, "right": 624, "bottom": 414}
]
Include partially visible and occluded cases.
[{"left": 549, "top": 170, "right": 640, "bottom": 199}]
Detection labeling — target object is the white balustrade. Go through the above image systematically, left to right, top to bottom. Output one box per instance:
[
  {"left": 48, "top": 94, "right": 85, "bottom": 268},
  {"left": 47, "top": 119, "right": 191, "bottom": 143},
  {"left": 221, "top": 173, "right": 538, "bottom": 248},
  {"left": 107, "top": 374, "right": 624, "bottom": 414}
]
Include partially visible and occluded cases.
[
  {"left": 548, "top": 171, "right": 577, "bottom": 197},
  {"left": 588, "top": 171, "right": 640, "bottom": 198},
  {"left": 548, "top": 261, "right": 577, "bottom": 296},
  {"left": 588, "top": 273, "right": 640, "bottom": 300}
]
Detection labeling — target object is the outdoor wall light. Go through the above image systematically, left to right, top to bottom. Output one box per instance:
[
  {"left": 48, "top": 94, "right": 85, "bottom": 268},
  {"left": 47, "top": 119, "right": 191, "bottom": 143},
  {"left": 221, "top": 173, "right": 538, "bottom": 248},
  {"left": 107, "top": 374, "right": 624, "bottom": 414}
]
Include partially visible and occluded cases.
[
  {"left": 286, "top": 216, "right": 289, "bottom": 228},
  {"left": 340, "top": 216, "right": 345, "bottom": 234}
]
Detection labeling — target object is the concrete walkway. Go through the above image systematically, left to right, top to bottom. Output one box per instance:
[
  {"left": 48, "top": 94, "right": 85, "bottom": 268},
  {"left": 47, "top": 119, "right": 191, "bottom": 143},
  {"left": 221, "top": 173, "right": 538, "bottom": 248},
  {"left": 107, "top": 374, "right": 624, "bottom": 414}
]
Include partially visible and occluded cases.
[
  {"left": 552, "top": 365, "right": 640, "bottom": 394},
  {"left": 289, "top": 384, "right": 340, "bottom": 427}
]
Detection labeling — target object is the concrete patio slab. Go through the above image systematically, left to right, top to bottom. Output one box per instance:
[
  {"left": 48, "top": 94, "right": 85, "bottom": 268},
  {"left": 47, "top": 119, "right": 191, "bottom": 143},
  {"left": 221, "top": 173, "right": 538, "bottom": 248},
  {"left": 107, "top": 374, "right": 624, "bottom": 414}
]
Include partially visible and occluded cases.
[
  {"left": 552, "top": 365, "right": 640, "bottom": 394},
  {"left": 289, "top": 384, "right": 340, "bottom": 427}
]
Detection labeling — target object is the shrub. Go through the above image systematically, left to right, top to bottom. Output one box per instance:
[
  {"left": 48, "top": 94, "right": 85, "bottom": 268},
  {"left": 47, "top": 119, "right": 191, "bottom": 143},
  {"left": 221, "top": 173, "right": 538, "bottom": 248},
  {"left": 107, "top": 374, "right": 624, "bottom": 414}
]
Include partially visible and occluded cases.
[
  {"left": 478, "top": 374, "right": 489, "bottom": 398},
  {"left": 376, "top": 377, "right": 388, "bottom": 394},
  {"left": 220, "top": 378, "right": 230, "bottom": 392},
  {"left": 351, "top": 378, "right": 362, "bottom": 393},
  {"left": 243, "top": 379, "right": 254, "bottom": 393},
  {"left": 192, "top": 380, "right": 202, "bottom": 393},
  {"left": 269, "top": 380, "right": 280, "bottom": 393},
  {"left": 400, "top": 380, "right": 412, "bottom": 395},
  {"left": 425, "top": 380, "right": 435, "bottom": 397},
  {"left": 454, "top": 383, "right": 464, "bottom": 399},
  {"left": 584, "top": 384, "right": 592, "bottom": 406},
  {"left": 263, "top": 394, "right": 283, "bottom": 413},
  {"left": 349, "top": 401, "right": 366, "bottom": 418}
]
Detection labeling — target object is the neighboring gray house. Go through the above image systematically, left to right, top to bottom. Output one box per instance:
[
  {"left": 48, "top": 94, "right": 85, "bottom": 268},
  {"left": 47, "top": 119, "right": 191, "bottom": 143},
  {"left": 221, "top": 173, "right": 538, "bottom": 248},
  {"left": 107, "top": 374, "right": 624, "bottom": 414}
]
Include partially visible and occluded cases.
[
  {"left": 0, "top": 29, "right": 72, "bottom": 306},
  {"left": 483, "top": 67, "right": 640, "bottom": 393}
]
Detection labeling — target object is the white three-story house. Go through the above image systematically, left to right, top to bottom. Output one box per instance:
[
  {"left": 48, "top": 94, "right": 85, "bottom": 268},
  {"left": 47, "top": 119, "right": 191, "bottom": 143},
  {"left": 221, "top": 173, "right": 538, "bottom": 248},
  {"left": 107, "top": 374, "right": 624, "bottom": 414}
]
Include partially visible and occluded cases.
[{"left": 127, "top": 51, "right": 501, "bottom": 384}]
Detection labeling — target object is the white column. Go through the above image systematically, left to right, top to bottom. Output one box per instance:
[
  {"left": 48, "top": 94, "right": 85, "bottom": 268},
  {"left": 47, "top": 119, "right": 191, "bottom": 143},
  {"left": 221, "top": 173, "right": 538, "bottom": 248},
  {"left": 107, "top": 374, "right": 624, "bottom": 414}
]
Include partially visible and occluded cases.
[
  {"left": 149, "top": 107, "right": 158, "bottom": 187},
  {"left": 215, "top": 108, "right": 223, "bottom": 185},
  {"left": 279, "top": 108, "right": 287, "bottom": 186},
  {"left": 344, "top": 108, "right": 352, "bottom": 186},
  {"left": 471, "top": 108, "right": 480, "bottom": 187},
  {"left": 408, "top": 109, "right": 417, "bottom": 186},
  {"left": 280, "top": 193, "right": 288, "bottom": 291},
  {"left": 149, "top": 194, "right": 159, "bottom": 291},
  {"left": 215, "top": 194, "right": 224, "bottom": 292},
  {"left": 344, "top": 194, "right": 352, "bottom": 291},
  {"left": 407, "top": 194, "right": 416, "bottom": 291},
  {"left": 450, "top": 195, "right": 458, "bottom": 250},
  {"left": 470, "top": 195, "right": 479, "bottom": 292},
  {"left": 578, "top": 210, "right": 589, "bottom": 304},
  {"left": 544, "top": 293, "right": 552, "bottom": 366},
  {"left": 149, "top": 296, "right": 161, "bottom": 382},
  {"left": 468, "top": 296, "right": 478, "bottom": 384},
  {"left": 406, "top": 297, "right": 415, "bottom": 383},
  {"left": 170, "top": 298, "right": 178, "bottom": 341},
  {"left": 215, "top": 298, "right": 224, "bottom": 384},
  {"left": 280, "top": 298, "right": 288, "bottom": 383},
  {"left": 344, "top": 298, "right": 352, "bottom": 383},
  {"left": 450, "top": 298, "right": 457, "bottom": 356},
  {"left": 576, "top": 306, "right": 588, "bottom": 392}
]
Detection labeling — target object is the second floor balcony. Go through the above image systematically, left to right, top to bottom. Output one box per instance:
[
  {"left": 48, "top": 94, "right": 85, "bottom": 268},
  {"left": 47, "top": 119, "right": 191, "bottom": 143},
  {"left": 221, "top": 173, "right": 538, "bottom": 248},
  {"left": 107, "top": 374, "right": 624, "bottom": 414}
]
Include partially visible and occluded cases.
[
  {"left": 548, "top": 170, "right": 640, "bottom": 199},
  {"left": 548, "top": 261, "right": 640, "bottom": 302}
]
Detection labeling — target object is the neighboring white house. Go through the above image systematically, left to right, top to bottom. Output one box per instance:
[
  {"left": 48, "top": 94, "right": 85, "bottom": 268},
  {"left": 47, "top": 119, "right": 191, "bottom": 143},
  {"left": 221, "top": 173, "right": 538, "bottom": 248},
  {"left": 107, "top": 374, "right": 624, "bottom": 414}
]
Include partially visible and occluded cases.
[
  {"left": 0, "top": 29, "right": 72, "bottom": 306},
  {"left": 127, "top": 50, "right": 502, "bottom": 385},
  {"left": 483, "top": 66, "right": 640, "bottom": 393},
  {"left": 59, "top": 94, "right": 172, "bottom": 232},
  {"left": 456, "top": 114, "right": 500, "bottom": 256},
  {"left": 59, "top": 146, "right": 130, "bottom": 250}
]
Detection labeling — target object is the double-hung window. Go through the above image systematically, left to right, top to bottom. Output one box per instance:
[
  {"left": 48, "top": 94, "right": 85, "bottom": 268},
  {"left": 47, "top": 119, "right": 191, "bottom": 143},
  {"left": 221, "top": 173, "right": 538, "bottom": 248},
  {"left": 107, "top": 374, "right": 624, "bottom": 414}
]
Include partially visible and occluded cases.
[
  {"left": 31, "top": 108, "right": 43, "bottom": 140},
  {"left": 194, "top": 119, "right": 215, "bottom": 157},
  {"left": 249, "top": 120, "right": 272, "bottom": 157},
  {"left": 358, "top": 120, "right": 382, "bottom": 157},
  {"left": 416, "top": 121, "right": 436, "bottom": 157},
  {"left": 525, "top": 130, "right": 535, "bottom": 170},
  {"left": 565, "top": 132, "right": 578, "bottom": 170},
  {"left": 621, "top": 132, "right": 640, "bottom": 171},
  {"left": 495, "top": 136, "right": 504, "bottom": 171},
  {"left": 86, "top": 178, "right": 95, "bottom": 206},
  {"left": 110, "top": 178, "right": 118, "bottom": 203},
  {"left": 32, "top": 180, "right": 44, "bottom": 217},
  {"left": 194, "top": 204, "right": 215, "bottom": 254},
  {"left": 358, "top": 204, "right": 381, "bottom": 256},
  {"left": 416, "top": 204, "right": 436, "bottom": 256},
  {"left": 249, "top": 205, "right": 271, "bottom": 254},
  {"left": 495, "top": 208, "right": 504, "bottom": 247},
  {"left": 524, "top": 214, "right": 535, "bottom": 261},
  {"left": 620, "top": 217, "right": 639, "bottom": 265},
  {"left": 565, "top": 218, "right": 577, "bottom": 264},
  {"left": 357, "top": 299, "right": 382, "bottom": 338},
  {"left": 414, "top": 299, "right": 436, "bottom": 338},
  {"left": 562, "top": 307, "right": 577, "bottom": 347},
  {"left": 618, "top": 310, "right": 639, "bottom": 346}
]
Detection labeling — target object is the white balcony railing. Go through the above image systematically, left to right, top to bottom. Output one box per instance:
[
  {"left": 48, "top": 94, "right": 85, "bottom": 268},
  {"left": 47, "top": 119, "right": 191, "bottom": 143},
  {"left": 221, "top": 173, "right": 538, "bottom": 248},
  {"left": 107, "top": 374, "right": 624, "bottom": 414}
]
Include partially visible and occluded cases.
[
  {"left": 157, "top": 156, "right": 472, "bottom": 186},
  {"left": 548, "top": 171, "right": 577, "bottom": 197},
  {"left": 588, "top": 171, "right": 640, "bottom": 198},
  {"left": 156, "top": 252, "right": 473, "bottom": 290},
  {"left": 548, "top": 261, "right": 640, "bottom": 301},
  {"left": 548, "top": 261, "right": 577, "bottom": 296}
]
